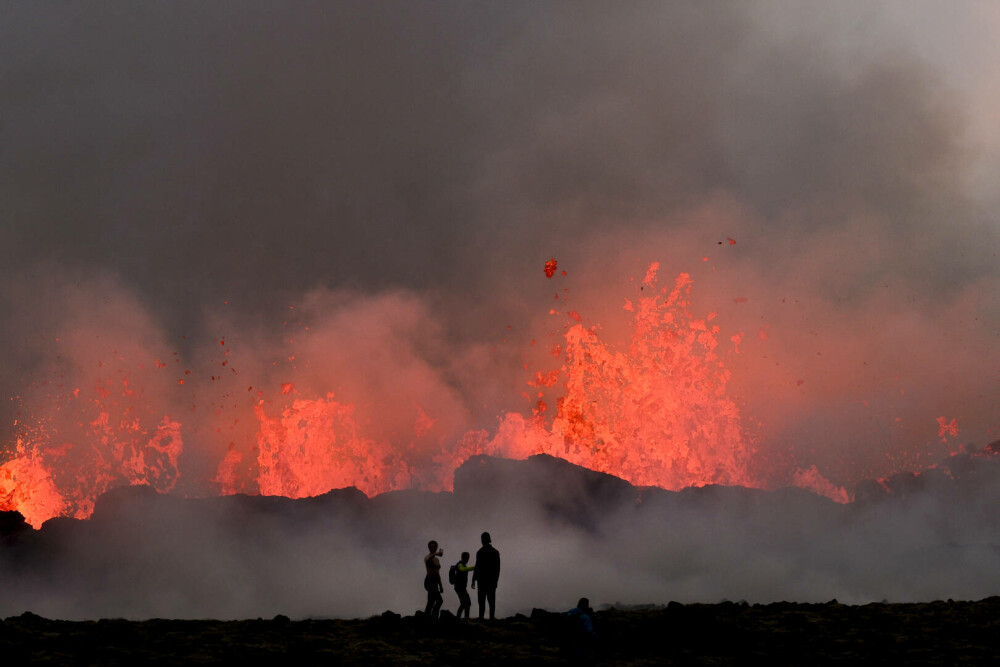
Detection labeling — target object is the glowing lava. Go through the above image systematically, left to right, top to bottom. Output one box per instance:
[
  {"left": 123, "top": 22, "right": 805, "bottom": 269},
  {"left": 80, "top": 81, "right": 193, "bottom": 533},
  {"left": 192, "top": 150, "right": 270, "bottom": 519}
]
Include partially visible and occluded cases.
[
  {"left": 3, "top": 261, "right": 823, "bottom": 527},
  {"left": 458, "top": 263, "right": 756, "bottom": 489},
  {"left": 1, "top": 379, "right": 182, "bottom": 528},
  {"left": 248, "top": 395, "right": 411, "bottom": 498}
]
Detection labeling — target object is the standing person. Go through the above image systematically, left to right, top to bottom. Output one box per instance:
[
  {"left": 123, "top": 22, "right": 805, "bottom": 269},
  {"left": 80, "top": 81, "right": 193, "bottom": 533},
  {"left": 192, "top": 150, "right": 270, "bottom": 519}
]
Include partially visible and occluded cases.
[
  {"left": 471, "top": 531, "right": 500, "bottom": 619},
  {"left": 423, "top": 540, "right": 444, "bottom": 619},
  {"left": 450, "top": 551, "right": 475, "bottom": 619},
  {"left": 566, "top": 597, "right": 597, "bottom": 657}
]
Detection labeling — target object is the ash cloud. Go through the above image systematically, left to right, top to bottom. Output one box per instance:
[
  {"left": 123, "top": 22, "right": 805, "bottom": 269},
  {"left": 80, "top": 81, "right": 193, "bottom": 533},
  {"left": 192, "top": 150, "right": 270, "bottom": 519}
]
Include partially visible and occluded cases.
[{"left": 2, "top": 0, "right": 1000, "bottom": 606}]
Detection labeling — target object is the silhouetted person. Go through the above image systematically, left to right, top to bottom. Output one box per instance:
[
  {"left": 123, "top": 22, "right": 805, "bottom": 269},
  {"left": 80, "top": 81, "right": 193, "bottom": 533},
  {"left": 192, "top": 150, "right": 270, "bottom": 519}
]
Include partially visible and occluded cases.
[
  {"left": 471, "top": 531, "right": 500, "bottom": 619},
  {"left": 423, "top": 540, "right": 444, "bottom": 619},
  {"left": 451, "top": 551, "right": 475, "bottom": 618},
  {"left": 566, "top": 597, "right": 597, "bottom": 657},
  {"left": 568, "top": 597, "right": 595, "bottom": 635}
]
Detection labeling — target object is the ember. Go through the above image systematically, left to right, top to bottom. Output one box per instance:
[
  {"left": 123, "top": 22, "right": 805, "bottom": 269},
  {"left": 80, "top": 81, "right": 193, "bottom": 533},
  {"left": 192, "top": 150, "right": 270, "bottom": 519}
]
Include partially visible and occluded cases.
[{"left": 544, "top": 258, "right": 558, "bottom": 279}]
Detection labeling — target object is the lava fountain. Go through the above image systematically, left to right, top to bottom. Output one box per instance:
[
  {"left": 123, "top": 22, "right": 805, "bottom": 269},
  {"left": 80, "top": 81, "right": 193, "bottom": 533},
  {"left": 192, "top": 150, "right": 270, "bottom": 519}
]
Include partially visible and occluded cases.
[
  {"left": 2, "top": 261, "right": 813, "bottom": 528},
  {"left": 454, "top": 261, "right": 755, "bottom": 490}
]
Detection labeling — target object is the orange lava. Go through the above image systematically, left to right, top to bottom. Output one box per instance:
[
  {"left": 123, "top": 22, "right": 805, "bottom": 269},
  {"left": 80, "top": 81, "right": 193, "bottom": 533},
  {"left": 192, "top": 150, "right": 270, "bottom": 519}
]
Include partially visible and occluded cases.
[
  {"left": 2, "top": 261, "right": 848, "bottom": 527},
  {"left": 459, "top": 266, "right": 756, "bottom": 489},
  {"left": 1, "top": 381, "right": 182, "bottom": 528},
  {"left": 252, "top": 396, "right": 411, "bottom": 498}
]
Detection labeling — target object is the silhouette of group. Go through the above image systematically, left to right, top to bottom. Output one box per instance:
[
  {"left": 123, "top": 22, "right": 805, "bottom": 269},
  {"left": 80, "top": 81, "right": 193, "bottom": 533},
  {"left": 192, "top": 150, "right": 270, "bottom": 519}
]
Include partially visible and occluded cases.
[{"left": 422, "top": 531, "right": 501, "bottom": 620}]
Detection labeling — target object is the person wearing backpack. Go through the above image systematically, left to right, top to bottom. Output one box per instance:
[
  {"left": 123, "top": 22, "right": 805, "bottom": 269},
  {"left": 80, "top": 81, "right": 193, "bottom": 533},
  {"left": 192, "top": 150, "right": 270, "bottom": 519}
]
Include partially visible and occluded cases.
[{"left": 450, "top": 551, "right": 476, "bottom": 618}]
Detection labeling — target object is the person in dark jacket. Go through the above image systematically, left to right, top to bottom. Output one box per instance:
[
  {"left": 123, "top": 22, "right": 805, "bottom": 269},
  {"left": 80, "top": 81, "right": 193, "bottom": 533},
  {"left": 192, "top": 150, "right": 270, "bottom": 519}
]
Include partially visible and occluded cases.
[
  {"left": 471, "top": 531, "right": 500, "bottom": 619},
  {"left": 452, "top": 551, "right": 475, "bottom": 618},
  {"left": 566, "top": 597, "right": 597, "bottom": 657},
  {"left": 567, "top": 597, "right": 595, "bottom": 636}
]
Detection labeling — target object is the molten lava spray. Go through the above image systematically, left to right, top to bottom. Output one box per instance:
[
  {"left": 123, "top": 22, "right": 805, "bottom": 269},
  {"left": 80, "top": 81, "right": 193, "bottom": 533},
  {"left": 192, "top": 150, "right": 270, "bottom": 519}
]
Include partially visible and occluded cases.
[
  {"left": 0, "top": 261, "right": 778, "bottom": 527},
  {"left": 457, "top": 263, "right": 755, "bottom": 490},
  {"left": 1, "top": 377, "right": 183, "bottom": 527}
]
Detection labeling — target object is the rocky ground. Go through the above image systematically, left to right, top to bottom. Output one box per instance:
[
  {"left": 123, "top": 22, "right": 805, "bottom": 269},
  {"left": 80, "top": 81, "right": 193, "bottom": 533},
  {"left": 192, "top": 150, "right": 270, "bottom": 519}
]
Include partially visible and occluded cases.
[{"left": 4, "top": 597, "right": 1000, "bottom": 665}]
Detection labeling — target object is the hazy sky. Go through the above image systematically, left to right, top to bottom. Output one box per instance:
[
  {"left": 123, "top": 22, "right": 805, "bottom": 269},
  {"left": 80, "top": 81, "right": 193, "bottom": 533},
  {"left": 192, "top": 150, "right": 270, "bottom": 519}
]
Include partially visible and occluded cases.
[{"left": 2, "top": 2, "right": 999, "bottom": 492}]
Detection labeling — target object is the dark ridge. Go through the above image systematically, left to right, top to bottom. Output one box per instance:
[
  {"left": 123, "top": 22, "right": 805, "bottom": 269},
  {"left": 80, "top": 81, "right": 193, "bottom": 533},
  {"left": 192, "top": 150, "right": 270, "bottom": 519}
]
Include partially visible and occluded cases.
[
  {"left": 6, "top": 445, "right": 1000, "bottom": 538},
  {"left": 10, "top": 448, "right": 1000, "bottom": 538},
  {"left": 853, "top": 448, "right": 1000, "bottom": 505},
  {"left": 454, "top": 454, "right": 638, "bottom": 530},
  {"left": 90, "top": 483, "right": 174, "bottom": 523},
  {"left": 0, "top": 510, "right": 30, "bottom": 544}
]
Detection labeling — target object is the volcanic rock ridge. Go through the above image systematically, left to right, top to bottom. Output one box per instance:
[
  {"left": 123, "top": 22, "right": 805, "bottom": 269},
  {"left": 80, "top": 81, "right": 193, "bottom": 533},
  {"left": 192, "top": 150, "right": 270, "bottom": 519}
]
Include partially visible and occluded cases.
[{"left": 1, "top": 446, "right": 998, "bottom": 542}]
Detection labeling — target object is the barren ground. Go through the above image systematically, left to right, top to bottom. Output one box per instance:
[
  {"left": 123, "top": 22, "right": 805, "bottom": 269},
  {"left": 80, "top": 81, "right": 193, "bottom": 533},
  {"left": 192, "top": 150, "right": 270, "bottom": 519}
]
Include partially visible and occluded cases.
[{"left": 5, "top": 598, "right": 1000, "bottom": 665}]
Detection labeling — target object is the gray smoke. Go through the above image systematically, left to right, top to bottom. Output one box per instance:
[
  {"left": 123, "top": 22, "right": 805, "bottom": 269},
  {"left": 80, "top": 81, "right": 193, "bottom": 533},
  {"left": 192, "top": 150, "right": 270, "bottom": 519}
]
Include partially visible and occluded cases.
[
  {"left": 2, "top": 0, "right": 1000, "bottom": 610},
  {"left": 4, "top": 454, "right": 1000, "bottom": 620}
]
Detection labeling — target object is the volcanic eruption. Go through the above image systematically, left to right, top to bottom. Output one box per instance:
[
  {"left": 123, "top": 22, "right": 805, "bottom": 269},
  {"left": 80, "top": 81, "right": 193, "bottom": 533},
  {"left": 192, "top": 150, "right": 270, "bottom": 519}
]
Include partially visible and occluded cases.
[
  {"left": 2, "top": 2, "right": 1000, "bottom": 622},
  {"left": 1, "top": 258, "right": 777, "bottom": 528}
]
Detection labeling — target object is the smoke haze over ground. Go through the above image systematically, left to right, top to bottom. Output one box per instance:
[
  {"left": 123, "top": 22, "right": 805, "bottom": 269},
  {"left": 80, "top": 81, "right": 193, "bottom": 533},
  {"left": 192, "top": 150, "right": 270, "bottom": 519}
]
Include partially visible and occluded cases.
[
  {"left": 2, "top": 1, "right": 1000, "bottom": 612},
  {"left": 4, "top": 454, "right": 1000, "bottom": 620}
]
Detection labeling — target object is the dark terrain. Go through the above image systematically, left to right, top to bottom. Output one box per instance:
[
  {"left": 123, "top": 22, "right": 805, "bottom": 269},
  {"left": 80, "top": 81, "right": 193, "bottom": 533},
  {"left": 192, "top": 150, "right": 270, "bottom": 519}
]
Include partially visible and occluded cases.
[{"left": 5, "top": 598, "right": 1000, "bottom": 665}]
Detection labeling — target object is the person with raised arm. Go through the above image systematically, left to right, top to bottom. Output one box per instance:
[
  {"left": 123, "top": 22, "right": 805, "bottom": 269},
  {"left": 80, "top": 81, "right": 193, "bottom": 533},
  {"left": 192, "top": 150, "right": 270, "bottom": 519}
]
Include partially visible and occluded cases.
[{"left": 423, "top": 540, "right": 444, "bottom": 619}]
